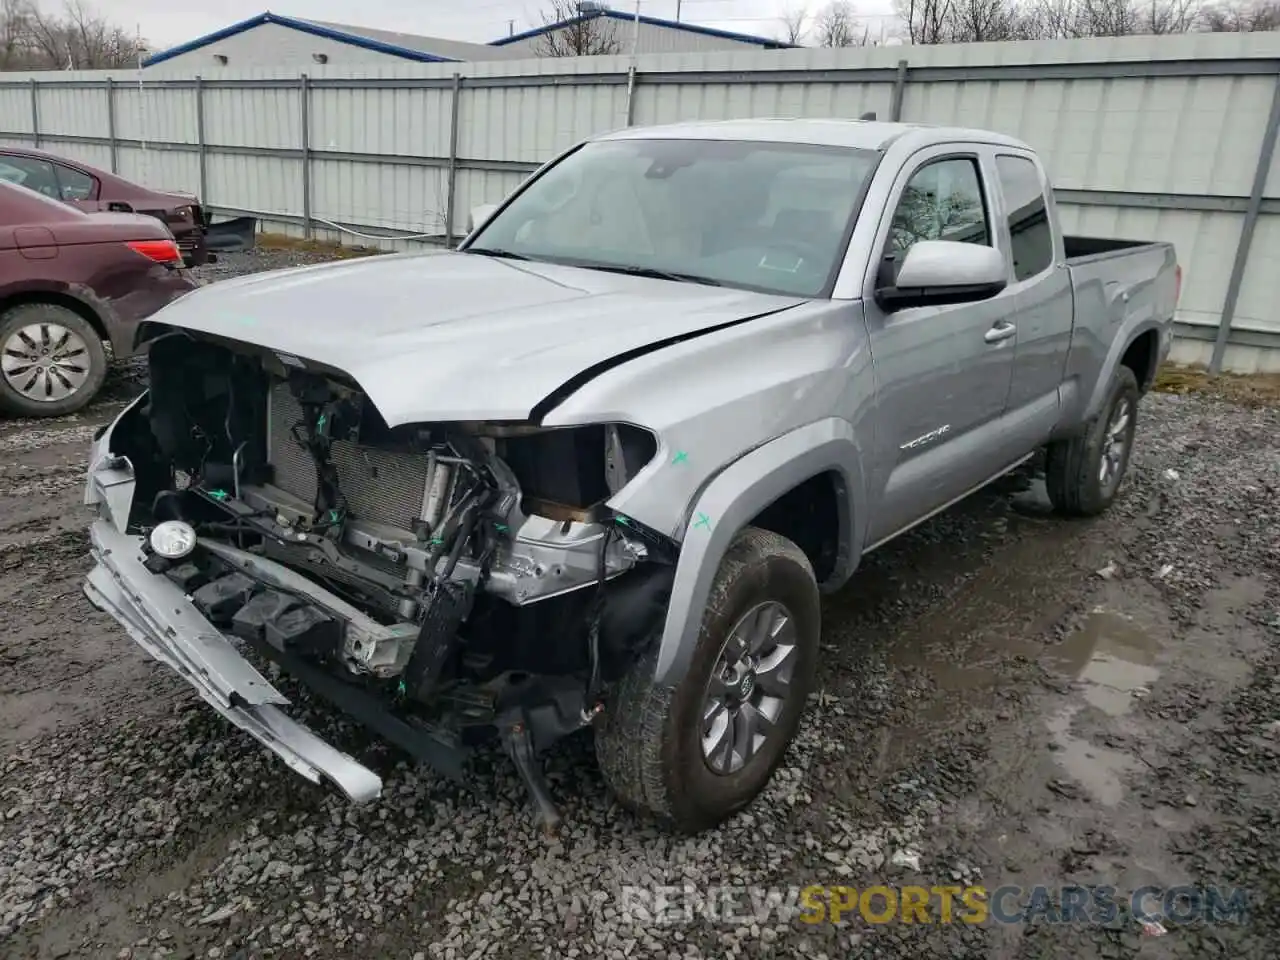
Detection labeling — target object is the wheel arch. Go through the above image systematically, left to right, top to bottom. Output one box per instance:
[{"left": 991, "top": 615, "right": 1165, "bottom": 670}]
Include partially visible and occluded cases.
[
  {"left": 0, "top": 284, "right": 111, "bottom": 346},
  {"left": 1080, "top": 318, "right": 1166, "bottom": 424},
  {"left": 652, "top": 418, "right": 865, "bottom": 687}
]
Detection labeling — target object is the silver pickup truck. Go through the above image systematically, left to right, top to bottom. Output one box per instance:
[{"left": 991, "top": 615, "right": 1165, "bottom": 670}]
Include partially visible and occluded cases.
[{"left": 82, "top": 118, "right": 1179, "bottom": 834}]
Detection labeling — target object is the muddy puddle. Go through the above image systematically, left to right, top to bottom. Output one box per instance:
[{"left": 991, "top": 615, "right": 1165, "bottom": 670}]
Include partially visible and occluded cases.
[
  {"left": 882, "top": 570, "right": 1166, "bottom": 808},
  {"left": 1050, "top": 608, "right": 1162, "bottom": 716}
]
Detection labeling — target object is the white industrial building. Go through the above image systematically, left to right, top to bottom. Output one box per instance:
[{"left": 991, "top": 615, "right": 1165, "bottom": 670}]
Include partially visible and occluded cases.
[
  {"left": 490, "top": 6, "right": 797, "bottom": 56},
  {"left": 141, "top": 7, "right": 796, "bottom": 70},
  {"left": 141, "top": 12, "right": 529, "bottom": 70}
]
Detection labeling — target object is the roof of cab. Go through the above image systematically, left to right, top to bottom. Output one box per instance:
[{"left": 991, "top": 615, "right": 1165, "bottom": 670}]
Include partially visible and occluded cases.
[{"left": 595, "top": 117, "right": 1033, "bottom": 154}]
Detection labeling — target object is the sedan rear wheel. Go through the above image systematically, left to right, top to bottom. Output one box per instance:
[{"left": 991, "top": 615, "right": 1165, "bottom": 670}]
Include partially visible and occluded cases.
[{"left": 0, "top": 303, "right": 107, "bottom": 417}]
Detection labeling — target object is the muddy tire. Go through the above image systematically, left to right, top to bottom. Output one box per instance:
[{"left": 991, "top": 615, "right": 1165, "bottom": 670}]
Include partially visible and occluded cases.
[
  {"left": 0, "top": 303, "right": 107, "bottom": 418},
  {"left": 1045, "top": 365, "right": 1140, "bottom": 517},
  {"left": 595, "top": 526, "right": 820, "bottom": 833}
]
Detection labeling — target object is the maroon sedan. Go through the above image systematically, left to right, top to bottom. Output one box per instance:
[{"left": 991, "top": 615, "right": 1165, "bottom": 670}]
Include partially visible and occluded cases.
[
  {"left": 0, "top": 145, "right": 211, "bottom": 267},
  {"left": 0, "top": 179, "right": 199, "bottom": 417}
]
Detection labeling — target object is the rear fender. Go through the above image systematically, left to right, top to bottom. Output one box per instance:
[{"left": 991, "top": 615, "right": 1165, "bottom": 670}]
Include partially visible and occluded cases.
[
  {"left": 1074, "top": 315, "right": 1166, "bottom": 429},
  {"left": 652, "top": 418, "right": 864, "bottom": 687}
]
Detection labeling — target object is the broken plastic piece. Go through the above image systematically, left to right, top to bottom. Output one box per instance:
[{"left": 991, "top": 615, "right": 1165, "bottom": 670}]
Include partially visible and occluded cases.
[
  {"left": 164, "top": 561, "right": 209, "bottom": 593},
  {"left": 190, "top": 573, "right": 257, "bottom": 624},
  {"left": 231, "top": 590, "right": 301, "bottom": 644},
  {"left": 263, "top": 605, "right": 342, "bottom": 657}
]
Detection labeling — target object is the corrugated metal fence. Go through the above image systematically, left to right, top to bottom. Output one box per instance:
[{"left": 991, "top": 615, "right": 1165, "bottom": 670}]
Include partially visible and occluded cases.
[{"left": 3, "top": 32, "right": 1280, "bottom": 373}]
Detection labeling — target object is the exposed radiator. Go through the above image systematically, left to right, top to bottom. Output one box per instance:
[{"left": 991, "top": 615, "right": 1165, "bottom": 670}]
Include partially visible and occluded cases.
[{"left": 266, "top": 381, "right": 434, "bottom": 532}]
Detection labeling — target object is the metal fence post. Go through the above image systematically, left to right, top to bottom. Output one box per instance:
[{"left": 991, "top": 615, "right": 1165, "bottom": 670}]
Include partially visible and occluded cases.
[
  {"left": 890, "top": 59, "right": 908, "bottom": 122},
  {"left": 625, "top": 65, "right": 639, "bottom": 126},
  {"left": 1211, "top": 70, "right": 1280, "bottom": 375},
  {"left": 444, "top": 72, "right": 462, "bottom": 248},
  {"left": 300, "top": 73, "right": 312, "bottom": 240},
  {"left": 195, "top": 75, "right": 208, "bottom": 204},
  {"left": 106, "top": 77, "right": 118, "bottom": 172},
  {"left": 29, "top": 79, "right": 39, "bottom": 147}
]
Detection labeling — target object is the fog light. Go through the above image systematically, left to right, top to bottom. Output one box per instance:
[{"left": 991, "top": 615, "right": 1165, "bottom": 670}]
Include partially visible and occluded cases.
[{"left": 150, "top": 520, "right": 197, "bottom": 559}]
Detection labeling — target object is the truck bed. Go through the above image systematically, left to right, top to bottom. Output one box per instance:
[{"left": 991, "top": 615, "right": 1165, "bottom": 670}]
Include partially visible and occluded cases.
[{"left": 1063, "top": 234, "right": 1164, "bottom": 264}]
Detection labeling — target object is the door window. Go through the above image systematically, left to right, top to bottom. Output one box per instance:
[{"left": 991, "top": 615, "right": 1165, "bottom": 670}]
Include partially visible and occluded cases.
[
  {"left": 995, "top": 154, "right": 1053, "bottom": 281},
  {"left": 0, "top": 155, "right": 60, "bottom": 198},
  {"left": 881, "top": 156, "right": 990, "bottom": 287},
  {"left": 889, "top": 157, "right": 990, "bottom": 253},
  {"left": 54, "top": 163, "right": 97, "bottom": 201}
]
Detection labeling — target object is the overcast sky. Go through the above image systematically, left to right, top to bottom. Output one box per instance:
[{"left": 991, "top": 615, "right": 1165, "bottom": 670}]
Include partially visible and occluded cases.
[{"left": 81, "top": 0, "right": 900, "bottom": 51}]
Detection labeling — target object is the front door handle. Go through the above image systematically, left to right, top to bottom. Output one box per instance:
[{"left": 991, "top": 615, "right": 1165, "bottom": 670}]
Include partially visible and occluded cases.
[{"left": 984, "top": 321, "right": 1017, "bottom": 344}]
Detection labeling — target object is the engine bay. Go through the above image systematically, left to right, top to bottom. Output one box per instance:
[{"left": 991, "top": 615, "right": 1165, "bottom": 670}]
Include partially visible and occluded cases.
[{"left": 106, "top": 330, "right": 677, "bottom": 788}]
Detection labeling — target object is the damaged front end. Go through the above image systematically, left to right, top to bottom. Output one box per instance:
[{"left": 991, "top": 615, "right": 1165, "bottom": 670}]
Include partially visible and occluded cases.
[{"left": 84, "top": 330, "right": 676, "bottom": 829}]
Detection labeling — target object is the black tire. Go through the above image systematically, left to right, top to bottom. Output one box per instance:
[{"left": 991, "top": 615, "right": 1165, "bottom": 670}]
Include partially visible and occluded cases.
[
  {"left": 0, "top": 302, "right": 107, "bottom": 418},
  {"left": 1045, "top": 365, "right": 1140, "bottom": 517},
  {"left": 595, "top": 526, "right": 820, "bottom": 833}
]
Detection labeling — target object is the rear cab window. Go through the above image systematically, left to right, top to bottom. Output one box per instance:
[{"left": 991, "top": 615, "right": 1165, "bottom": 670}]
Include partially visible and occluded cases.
[{"left": 994, "top": 154, "right": 1054, "bottom": 281}]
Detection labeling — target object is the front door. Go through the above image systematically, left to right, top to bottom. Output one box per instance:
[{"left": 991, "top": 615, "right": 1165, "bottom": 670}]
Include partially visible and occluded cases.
[{"left": 861, "top": 147, "right": 1018, "bottom": 545}]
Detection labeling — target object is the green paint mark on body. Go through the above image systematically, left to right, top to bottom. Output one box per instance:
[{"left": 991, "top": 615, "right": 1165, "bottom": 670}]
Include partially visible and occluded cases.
[
  {"left": 672, "top": 450, "right": 689, "bottom": 465},
  {"left": 208, "top": 489, "right": 228, "bottom": 501},
  {"left": 693, "top": 512, "right": 712, "bottom": 531}
]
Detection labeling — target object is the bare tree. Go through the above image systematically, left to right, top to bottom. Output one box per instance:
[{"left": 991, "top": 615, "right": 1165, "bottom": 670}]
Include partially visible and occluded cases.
[
  {"left": 0, "top": 0, "right": 34, "bottom": 69},
  {"left": 2, "top": 0, "right": 136, "bottom": 70},
  {"left": 896, "top": 0, "right": 1220, "bottom": 41},
  {"left": 897, "top": 0, "right": 956, "bottom": 42},
  {"left": 946, "top": 0, "right": 1034, "bottom": 39},
  {"left": 1066, "top": 0, "right": 1200, "bottom": 35},
  {"left": 1201, "top": 0, "right": 1280, "bottom": 28},
  {"left": 534, "top": 1, "right": 624, "bottom": 56},
  {"left": 816, "top": 1, "right": 861, "bottom": 44},
  {"left": 778, "top": 4, "right": 810, "bottom": 43}
]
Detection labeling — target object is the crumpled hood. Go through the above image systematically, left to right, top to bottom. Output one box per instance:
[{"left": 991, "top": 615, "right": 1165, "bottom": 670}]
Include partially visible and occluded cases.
[{"left": 147, "top": 250, "right": 804, "bottom": 425}]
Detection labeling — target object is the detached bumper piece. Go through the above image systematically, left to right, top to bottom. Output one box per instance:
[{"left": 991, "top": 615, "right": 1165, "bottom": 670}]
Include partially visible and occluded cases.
[{"left": 83, "top": 519, "right": 383, "bottom": 803}]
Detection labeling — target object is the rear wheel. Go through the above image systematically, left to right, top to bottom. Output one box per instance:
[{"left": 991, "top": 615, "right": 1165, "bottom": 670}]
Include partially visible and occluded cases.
[
  {"left": 0, "top": 303, "right": 107, "bottom": 417},
  {"left": 1045, "top": 365, "right": 1140, "bottom": 517},
  {"left": 595, "top": 527, "right": 820, "bottom": 833}
]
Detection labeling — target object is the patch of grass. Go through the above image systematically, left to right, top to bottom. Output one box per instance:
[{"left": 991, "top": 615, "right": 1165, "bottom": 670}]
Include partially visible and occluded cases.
[
  {"left": 256, "top": 232, "right": 381, "bottom": 259},
  {"left": 1153, "top": 362, "right": 1280, "bottom": 408}
]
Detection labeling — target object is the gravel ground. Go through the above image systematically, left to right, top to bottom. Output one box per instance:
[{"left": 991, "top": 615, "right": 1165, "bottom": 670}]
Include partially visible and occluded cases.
[{"left": 2, "top": 248, "right": 1278, "bottom": 960}]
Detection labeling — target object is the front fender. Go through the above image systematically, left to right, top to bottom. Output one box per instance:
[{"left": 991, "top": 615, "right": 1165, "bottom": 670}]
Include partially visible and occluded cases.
[{"left": 652, "top": 417, "right": 864, "bottom": 687}]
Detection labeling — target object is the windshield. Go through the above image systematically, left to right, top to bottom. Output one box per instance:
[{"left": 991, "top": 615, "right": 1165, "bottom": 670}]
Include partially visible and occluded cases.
[{"left": 465, "top": 138, "right": 880, "bottom": 297}]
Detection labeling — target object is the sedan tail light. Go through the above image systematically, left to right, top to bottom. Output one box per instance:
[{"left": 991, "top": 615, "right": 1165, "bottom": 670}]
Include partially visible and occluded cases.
[{"left": 127, "top": 238, "right": 182, "bottom": 264}]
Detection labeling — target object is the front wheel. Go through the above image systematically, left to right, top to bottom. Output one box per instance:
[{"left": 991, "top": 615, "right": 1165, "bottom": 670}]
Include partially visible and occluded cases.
[
  {"left": 0, "top": 303, "right": 107, "bottom": 417},
  {"left": 1045, "top": 365, "right": 1140, "bottom": 517},
  {"left": 595, "top": 527, "right": 820, "bottom": 833}
]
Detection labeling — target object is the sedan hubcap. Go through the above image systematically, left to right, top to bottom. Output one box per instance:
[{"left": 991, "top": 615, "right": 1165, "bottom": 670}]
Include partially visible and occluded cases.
[
  {"left": 1, "top": 323, "right": 91, "bottom": 403},
  {"left": 1099, "top": 397, "right": 1132, "bottom": 490},
  {"left": 701, "top": 600, "right": 798, "bottom": 776}
]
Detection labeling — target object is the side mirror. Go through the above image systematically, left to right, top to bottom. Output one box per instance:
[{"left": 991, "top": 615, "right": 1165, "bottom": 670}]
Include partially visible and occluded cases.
[
  {"left": 467, "top": 203, "right": 499, "bottom": 233},
  {"left": 876, "top": 239, "right": 1007, "bottom": 311}
]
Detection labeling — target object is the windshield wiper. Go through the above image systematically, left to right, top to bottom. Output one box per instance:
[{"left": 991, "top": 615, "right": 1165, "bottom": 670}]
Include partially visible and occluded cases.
[
  {"left": 464, "top": 247, "right": 531, "bottom": 261},
  {"left": 564, "top": 262, "right": 724, "bottom": 287}
]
